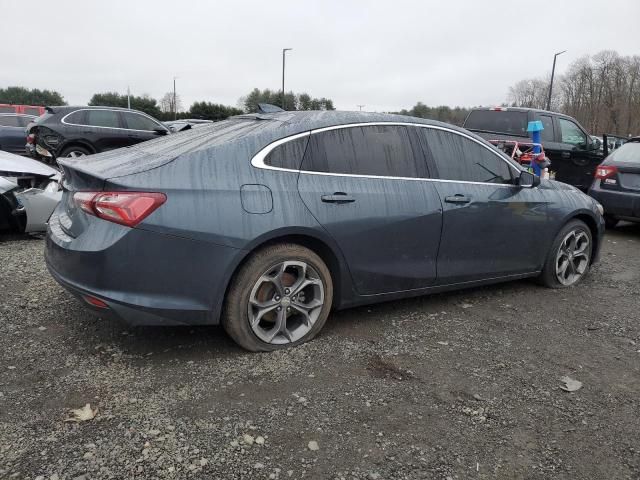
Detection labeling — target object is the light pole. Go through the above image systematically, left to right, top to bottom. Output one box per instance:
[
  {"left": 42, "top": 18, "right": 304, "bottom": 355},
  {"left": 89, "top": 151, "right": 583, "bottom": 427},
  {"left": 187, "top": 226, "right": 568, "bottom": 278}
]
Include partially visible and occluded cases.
[
  {"left": 282, "top": 48, "right": 292, "bottom": 110},
  {"left": 546, "top": 50, "right": 566, "bottom": 111},
  {"left": 173, "top": 76, "right": 178, "bottom": 120},
  {"left": 357, "top": 105, "right": 365, "bottom": 111}
]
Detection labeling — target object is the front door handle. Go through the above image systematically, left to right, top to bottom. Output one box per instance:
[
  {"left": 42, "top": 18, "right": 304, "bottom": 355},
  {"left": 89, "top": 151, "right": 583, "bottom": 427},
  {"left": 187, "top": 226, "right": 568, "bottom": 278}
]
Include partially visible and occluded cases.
[
  {"left": 561, "top": 151, "right": 571, "bottom": 159},
  {"left": 321, "top": 192, "right": 355, "bottom": 204},
  {"left": 444, "top": 195, "right": 471, "bottom": 204}
]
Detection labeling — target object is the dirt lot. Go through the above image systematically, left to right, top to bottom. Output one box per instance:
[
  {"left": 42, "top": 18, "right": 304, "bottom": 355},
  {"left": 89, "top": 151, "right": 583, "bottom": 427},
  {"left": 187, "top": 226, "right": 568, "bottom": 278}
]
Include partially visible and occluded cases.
[{"left": 1, "top": 224, "right": 639, "bottom": 480}]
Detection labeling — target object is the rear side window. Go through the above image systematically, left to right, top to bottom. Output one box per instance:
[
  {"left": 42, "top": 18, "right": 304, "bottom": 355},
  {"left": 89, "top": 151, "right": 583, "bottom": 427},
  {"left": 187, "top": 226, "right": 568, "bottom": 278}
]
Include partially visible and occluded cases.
[
  {"left": 64, "top": 110, "right": 86, "bottom": 124},
  {"left": 85, "top": 110, "right": 120, "bottom": 128},
  {"left": 464, "top": 110, "right": 528, "bottom": 136},
  {"left": 123, "top": 112, "right": 162, "bottom": 131},
  {"left": 538, "top": 114, "right": 555, "bottom": 143},
  {"left": 0, "top": 115, "right": 21, "bottom": 127},
  {"left": 17, "top": 116, "right": 35, "bottom": 127},
  {"left": 301, "top": 125, "right": 427, "bottom": 178},
  {"left": 420, "top": 128, "right": 513, "bottom": 184},
  {"left": 265, "top": 135, "right": 309, "bottom": 170},
  {"left": 608, "top": 142, "right": 640, "bottom": 163}
]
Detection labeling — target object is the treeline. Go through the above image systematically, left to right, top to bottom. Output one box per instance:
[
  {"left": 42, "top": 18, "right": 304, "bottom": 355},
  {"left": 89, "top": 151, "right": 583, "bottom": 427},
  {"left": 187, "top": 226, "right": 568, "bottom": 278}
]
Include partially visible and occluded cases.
[
  {"left": 508, "top": 50, "right": 640, "bottom": 136},
  {"left": 0, "top": 86, "right": 335, "bottom": 121},
  {"left": 0, "top": 86, "right": 65, "bottom": 106},
  {"left": 240, "top": 88, "right": 335, "bottom": 112},
  {"left": 396, "top": 102, "right": 470, "bottom": 126}
]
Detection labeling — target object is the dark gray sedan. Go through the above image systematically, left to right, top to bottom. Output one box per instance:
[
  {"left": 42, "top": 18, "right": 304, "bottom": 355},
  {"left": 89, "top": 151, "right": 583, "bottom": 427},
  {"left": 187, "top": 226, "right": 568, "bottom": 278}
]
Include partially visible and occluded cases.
[
  {"left": 46, "top": 111, "right": 604, "bottom": 351},
  {"left": 589, "top": 137, "right": 640, "bottom": 228}
]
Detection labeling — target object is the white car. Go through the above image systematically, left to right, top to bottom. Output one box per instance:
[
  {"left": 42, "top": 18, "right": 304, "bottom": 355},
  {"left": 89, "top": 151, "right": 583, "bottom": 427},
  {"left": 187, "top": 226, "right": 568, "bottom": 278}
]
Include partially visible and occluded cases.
[{"left": 0, "top": 150, "right": 62, "bottom": 233}]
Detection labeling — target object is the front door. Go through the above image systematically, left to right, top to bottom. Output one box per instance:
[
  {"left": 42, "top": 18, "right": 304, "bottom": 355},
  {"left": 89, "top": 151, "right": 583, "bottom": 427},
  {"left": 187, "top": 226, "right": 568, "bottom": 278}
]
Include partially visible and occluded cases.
[
  {"left": 545, "top": 116, "right": 601, "bottom": 190},
  {"left": 297, "top": 124, "right": 442, "bottom": 295},
  {"left": 417, "top": 126, "right": 549, "bottom": 284}
]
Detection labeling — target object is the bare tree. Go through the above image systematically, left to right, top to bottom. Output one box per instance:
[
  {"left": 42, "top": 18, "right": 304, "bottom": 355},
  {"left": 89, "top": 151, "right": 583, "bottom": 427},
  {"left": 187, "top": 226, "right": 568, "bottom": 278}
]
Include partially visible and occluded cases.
[
  {"left": 508, "top": 50, "right": 640, "bottom": 136},
  {"left": 159, "top": 92, "right": 183, "bottom": 115}
]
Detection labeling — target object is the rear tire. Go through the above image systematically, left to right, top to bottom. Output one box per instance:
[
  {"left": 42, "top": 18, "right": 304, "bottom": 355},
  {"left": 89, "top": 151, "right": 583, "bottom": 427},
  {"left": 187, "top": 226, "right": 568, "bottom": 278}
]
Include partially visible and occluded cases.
[
  {"left": 60, "top": 145, "right": 91, "bottom": 158},
  {"left": 604, "top": 215, "right": 619, "bottom": 229},
  {"left": 538, "top": 219, "right": 592, "bottom": 288},
  {"left": 222, "top": 243, "right": 333, "bottom": 352}
]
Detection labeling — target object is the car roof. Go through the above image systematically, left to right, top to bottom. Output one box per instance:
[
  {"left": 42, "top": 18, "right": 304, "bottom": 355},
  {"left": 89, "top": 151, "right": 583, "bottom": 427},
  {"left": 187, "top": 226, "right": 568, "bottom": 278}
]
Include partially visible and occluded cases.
[{"left": 45, "top": 105, "right": 152, "bottom": 115}]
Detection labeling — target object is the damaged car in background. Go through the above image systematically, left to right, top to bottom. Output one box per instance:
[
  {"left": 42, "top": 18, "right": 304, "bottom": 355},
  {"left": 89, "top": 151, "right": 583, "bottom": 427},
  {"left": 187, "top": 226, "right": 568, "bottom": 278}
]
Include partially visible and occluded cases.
[{"left": 0, "top": 150, "right": 62, "bottom": 233}]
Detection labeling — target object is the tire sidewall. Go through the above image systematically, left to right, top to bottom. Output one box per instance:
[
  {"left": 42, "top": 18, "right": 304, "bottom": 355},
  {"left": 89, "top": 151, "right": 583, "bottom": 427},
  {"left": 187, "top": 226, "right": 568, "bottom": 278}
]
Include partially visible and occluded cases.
[
  {"left": 542, "top": 220, "right": 593, "bottom": 288},
  {"left": 223, "top": 244, "right": 333, "bottom": 351}
]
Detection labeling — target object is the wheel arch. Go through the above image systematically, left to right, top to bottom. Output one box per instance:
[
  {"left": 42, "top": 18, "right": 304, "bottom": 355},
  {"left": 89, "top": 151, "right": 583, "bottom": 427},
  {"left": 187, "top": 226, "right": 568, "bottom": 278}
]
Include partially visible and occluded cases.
[
  {"left": 58, "top": 139, "right": 96, "bottom": 156},
  {"left": 562, "top": 210, "right": 601, "bottom": 263},
  {"left": 219, "top": 228, "right": 355, "bottom": 317}
]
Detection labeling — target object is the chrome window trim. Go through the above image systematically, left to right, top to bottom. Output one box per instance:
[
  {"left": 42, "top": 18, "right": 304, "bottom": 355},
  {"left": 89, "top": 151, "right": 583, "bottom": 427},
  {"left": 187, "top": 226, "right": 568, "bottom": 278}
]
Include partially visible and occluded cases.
[
  {"left": 61, "top": 108, "right": 167, "bottom": 133},
  {"left": 251, "top": 122, "right": 523, "bottom": 187}
]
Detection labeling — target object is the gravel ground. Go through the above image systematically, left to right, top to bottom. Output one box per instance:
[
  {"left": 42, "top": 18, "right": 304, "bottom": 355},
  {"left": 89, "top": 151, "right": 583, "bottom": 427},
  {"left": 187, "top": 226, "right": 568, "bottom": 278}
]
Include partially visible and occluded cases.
[{"left": 1, "top": 224, "right": 639, "bottom": 480}]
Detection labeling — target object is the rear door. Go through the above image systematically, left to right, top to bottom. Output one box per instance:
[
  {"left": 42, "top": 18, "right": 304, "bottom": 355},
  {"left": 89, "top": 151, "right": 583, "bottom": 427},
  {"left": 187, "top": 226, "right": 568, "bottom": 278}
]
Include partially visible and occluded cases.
[
  {"left": 82, "top": 109, "right": 129, "bottom": 152},
  {"left": 121, "top": 111, "right": 167, "bottom": 146},
  {"left": 0, "top": 114, "right": 27, "bottom": 154},
  {"left": 297, "top": 124, "right": 443, "bottom": 295},
  {"left": 417, "top": 126, "right": 549, "bottom": 284}
]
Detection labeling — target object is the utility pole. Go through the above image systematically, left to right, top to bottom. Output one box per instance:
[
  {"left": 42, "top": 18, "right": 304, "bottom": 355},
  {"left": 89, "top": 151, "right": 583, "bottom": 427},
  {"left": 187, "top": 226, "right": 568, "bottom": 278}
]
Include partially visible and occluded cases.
[
  {"left": 282, "top": 48, "right": 292, "bottom": 110},
  {"left": 547, "top": 50, "right": 566, "bottom": 111},
  {"left": 173, "top": 77, "right": 178, "bottom": 120},
  {"left": 127, "top": 86, "right": 131, "bottom": 109},
  {"left": 357, "top": 105, "right": 365, "bottom": 111}
]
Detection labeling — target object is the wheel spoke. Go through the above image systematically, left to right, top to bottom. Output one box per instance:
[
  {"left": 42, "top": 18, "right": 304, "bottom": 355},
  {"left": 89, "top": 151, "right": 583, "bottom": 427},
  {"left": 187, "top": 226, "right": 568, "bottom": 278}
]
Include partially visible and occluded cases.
[
  {"left": 291, "top": 277, "right": 321, "bottom": 296},
  {"left": 250, "top": 303, "right": 279, "bottom": 327},
  {"left": 275, "top": 308, "right": 292, "bottom": 342}
]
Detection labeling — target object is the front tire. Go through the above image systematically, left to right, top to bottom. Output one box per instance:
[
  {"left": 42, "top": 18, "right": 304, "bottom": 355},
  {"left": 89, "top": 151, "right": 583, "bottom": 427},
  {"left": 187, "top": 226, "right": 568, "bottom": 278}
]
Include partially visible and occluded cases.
[
  {"left": 539, "top": 219, "right": 592, "bottom": 288},
  {"left": 222, "top": 244, "right": 333, "bottom": 351}
]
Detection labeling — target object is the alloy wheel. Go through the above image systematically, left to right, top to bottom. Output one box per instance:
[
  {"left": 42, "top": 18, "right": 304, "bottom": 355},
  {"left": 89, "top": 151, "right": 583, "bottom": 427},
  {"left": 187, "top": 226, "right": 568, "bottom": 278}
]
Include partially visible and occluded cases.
[
  {"left": 555, "top": 229, "right": 590, "bottom": 286},
  {"left": 248, "top": 261, "right": 324, "bottom": 345}
]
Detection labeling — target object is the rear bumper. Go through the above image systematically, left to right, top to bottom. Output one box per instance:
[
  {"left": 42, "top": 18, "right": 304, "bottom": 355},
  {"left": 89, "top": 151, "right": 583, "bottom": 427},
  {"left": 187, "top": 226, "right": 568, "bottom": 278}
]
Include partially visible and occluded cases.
[
  {"left": 589, "top": 181, "right": 640, "bottom": 220},
  {"left": 45, "top": 211, "right": 244, "bottom": 326}
]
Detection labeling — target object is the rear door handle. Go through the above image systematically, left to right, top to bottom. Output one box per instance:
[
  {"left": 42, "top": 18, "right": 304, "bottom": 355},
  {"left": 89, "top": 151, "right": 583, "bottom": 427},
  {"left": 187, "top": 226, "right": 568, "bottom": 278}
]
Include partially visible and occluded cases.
[
  {"left": 561, "top": 152, "right": 571, "bottom": 159},
  {"left": 321, "top": 192, "right": 355, "bottom": 204},
  {"left": 444, "top": 195, "right": 471, "bottom": 204}
]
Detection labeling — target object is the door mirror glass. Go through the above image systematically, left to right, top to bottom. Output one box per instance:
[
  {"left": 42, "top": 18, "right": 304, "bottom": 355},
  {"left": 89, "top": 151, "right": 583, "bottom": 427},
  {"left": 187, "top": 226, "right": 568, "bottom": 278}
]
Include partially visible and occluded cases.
[
  {"left": 153, "top": 127, "right": 168, "bottom": 135},
  {"left": 518, "top": 170, "right": 540, "bottom": 188}
]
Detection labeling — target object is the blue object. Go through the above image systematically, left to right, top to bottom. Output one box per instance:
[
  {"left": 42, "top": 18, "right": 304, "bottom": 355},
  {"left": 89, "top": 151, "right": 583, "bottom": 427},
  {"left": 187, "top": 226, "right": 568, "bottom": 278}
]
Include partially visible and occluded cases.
[{"left": 527, "top": 120, "right": 544, "bottom": 176}]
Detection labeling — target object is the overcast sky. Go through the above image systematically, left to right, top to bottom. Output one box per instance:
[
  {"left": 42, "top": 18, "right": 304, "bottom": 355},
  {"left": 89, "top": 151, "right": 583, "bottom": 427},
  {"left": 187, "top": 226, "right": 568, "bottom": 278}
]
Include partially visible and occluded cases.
[{"left": 2, "top": 0, "right": 639, "bottom": 112}]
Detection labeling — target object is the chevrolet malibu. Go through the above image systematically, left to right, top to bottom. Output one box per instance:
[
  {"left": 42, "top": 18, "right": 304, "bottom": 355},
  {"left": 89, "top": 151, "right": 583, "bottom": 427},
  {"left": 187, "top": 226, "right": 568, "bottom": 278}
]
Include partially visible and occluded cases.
[{"left": 46, "top": 111, "right": 605, "bottom": 351}]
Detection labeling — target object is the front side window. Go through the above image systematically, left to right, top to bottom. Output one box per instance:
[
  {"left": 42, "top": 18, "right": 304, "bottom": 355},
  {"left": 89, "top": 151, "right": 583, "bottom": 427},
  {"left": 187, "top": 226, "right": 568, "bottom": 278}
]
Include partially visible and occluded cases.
[
  {"left": 86, "top": 110, "right": 120, "bottom": 128},
  {"left": 123, "top": 112, "right": 162, "bottom": 131},
  {"left": 0, "top": 115, "right": 21, "bottom": 127},
  {"left": 558, "top": 118, "right": 587, "bottom": 146},
  {"left": 301, "top": 125, "right": 427, "bottom": 178},
  {"left": 421, "top": 128, "right": 513, "bottom": 184},
  {"left": 264, "top": 135, "right": 309, "bottom": 170}
]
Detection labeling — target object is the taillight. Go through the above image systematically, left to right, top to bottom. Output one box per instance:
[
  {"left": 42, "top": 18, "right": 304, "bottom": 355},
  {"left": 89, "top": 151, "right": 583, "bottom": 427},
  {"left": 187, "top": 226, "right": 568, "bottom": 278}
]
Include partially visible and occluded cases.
[
  {"left": 26, "top": 133, "right": 35, "bottom": 144},
  {"left": 594, "top": 165, "right": 618, "bottom": 179},
  {"left": 73, "top": 191, "right": 166, "bottom": 227}
]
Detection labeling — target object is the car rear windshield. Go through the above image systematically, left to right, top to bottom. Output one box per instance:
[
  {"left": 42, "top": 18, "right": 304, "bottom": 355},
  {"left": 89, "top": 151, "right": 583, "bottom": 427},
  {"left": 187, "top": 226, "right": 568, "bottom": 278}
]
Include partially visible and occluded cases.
[
  {"left": 464, "top": 110, "right": 528, "bottom": 137},
  {"left": 608, "top": 141, "right": 640, "bottom": 163}
]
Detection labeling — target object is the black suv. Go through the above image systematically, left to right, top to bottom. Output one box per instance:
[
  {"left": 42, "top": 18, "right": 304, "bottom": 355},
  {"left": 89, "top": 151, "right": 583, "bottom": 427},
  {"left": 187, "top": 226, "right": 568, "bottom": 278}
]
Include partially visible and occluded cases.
[
  {"left": 26, "top": 106, "right": 169, "bottom": 161},
  {"left": 464, "top": 107, "right": 602, "bottom": 190}
]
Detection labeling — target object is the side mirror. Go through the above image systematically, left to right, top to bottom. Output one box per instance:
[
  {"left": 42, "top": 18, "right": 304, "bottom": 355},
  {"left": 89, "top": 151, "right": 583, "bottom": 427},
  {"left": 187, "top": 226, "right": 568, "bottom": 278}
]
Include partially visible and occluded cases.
[
  {"left": 153, "top": 128, "right": 168, "bottom": 136},
  {"left": 518, "top": 170, "right": 540, "bottom": 188}
]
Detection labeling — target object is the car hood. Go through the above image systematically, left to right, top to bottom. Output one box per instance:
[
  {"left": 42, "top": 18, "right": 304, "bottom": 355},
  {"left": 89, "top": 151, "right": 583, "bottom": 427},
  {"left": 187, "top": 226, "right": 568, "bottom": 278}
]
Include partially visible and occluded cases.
[{"left": 0, "top": 150, "right": 59, "bottom": 178}]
